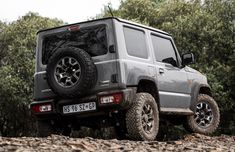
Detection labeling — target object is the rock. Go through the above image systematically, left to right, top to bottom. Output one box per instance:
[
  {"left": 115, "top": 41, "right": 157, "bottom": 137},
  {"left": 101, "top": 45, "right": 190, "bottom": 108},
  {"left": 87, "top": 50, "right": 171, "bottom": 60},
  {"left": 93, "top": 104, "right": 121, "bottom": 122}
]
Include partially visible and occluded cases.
[
  {"left": 0, "top": 134, "right": 234, "bottom": 151},
  {"left": 174, "top": 141, "right": 182, "bottom": 145},
  {"left": 184, "top": 146, "right": 203, "bottom": 151},
  {"left": 0, "top": 147, "right": 5, "bottom": 152}
]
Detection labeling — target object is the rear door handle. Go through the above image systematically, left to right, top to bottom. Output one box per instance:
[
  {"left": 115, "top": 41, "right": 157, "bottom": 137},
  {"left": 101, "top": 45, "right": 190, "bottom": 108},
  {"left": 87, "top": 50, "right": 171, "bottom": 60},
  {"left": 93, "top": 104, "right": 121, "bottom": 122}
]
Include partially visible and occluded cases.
[{"left": 159, "top": 68, "right": 164, "bottom": 74}]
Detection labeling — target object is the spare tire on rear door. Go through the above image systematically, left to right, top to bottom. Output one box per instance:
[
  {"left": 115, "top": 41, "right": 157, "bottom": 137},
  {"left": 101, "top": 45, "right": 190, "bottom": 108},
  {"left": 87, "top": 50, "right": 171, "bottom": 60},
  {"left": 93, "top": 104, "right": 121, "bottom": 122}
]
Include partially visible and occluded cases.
[{"left": 46, "top": 47, "right": 97, "bottom": 98}]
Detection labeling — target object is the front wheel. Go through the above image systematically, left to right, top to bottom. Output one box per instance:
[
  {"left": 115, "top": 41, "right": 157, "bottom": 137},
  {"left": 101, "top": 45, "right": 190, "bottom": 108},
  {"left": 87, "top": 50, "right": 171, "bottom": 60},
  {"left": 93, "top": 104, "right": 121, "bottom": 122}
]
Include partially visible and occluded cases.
[
  {"left": 126, "top": 93, "right": 159, "bottom": 141},
  {"left": 184, "top": 94, "right": 220, "bottom": 134}
]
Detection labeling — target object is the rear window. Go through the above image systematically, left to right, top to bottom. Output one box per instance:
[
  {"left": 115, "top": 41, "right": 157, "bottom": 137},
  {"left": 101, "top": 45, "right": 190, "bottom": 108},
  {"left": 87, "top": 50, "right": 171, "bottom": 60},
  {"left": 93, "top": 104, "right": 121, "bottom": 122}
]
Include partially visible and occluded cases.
[
  {"left": 42, "top": 25, "right": 108, "bottom": 64},
  {"left": 123, "top": 26, "right": 148, "bottom": 59}
]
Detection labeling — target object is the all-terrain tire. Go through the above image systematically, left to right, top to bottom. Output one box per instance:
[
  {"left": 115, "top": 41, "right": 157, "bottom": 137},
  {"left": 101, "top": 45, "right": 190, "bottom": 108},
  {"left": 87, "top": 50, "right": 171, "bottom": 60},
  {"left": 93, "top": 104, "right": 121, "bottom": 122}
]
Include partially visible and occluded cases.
[
  {"left": 46, "top": 47, "right": 97, "bottom": 98},
  {"left": 126, "top": 93, "right": 159, "bottom": 141},
  {"left": 184, "top": 94, "right": 220, "bottom": 134}
]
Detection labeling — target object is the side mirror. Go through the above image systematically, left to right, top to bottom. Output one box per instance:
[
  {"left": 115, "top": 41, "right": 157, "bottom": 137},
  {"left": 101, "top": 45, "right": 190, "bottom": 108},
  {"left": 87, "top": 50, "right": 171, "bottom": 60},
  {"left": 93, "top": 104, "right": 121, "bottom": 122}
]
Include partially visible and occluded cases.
[{"left": 182, "top": 53, "right": 195, "bottom": 66}]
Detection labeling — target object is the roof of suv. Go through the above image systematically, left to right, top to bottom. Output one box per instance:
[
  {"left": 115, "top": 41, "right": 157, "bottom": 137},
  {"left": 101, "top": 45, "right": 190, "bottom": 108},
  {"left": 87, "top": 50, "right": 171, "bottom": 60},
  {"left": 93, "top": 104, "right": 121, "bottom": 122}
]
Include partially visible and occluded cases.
[{"left": 37, "top": 17, "right": 170, "bottom": 36}]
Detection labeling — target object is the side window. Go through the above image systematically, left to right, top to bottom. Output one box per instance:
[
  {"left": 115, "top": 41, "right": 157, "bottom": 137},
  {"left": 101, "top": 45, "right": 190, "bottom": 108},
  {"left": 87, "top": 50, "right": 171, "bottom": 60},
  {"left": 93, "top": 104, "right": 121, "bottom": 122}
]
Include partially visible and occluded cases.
[
  {"left": 123, "top": 26, "right": 148, "bottom": 59},
  {"left": 151, "top": 34, "right": 178, "bottom": 67}
]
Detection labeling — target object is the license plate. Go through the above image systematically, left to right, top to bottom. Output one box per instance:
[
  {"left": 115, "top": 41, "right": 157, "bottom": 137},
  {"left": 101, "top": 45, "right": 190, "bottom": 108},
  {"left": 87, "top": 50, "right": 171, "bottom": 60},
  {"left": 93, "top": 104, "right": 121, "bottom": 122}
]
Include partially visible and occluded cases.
[{"left": 63, "top": 102, "right": 96, "bottom": 114}]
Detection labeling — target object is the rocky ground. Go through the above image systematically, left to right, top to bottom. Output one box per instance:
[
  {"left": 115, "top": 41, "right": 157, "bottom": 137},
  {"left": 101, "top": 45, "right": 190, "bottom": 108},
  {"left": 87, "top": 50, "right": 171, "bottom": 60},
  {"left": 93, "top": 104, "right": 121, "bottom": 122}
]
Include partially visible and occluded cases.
[{"left": 0, "top": 133, "right": 234, "bottom": 152}]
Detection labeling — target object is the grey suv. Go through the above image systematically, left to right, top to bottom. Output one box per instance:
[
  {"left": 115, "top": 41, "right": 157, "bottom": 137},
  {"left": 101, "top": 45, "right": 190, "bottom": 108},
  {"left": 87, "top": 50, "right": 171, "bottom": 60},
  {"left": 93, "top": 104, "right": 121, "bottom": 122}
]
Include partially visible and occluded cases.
[{"left": 31, "top": 17, "right": 220, "bottom": 141}]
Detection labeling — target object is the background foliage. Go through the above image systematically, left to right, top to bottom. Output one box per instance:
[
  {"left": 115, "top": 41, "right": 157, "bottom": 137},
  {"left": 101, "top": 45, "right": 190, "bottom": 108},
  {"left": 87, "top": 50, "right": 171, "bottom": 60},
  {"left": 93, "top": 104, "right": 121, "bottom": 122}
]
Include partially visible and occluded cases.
[
  {"left": 0, "top": 0, "right": 234, "bottom": 136},
  {"left": 0, "top": 13, "right": 63, "bottom": 136}
]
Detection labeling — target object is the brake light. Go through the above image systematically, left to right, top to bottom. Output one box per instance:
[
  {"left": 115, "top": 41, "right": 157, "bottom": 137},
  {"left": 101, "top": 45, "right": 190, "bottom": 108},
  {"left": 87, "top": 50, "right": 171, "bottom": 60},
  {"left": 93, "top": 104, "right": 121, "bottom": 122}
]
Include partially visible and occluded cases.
[
  {"left": 68, "top": 25, "right": 80, "bottom": 31},
  {"left": 99, "top": 93, "right": 123, "bottom": 104},
  {"left": 113, "top": 93, "right": 123, "bottom": 103},
  {"left": 32, "top": 104, "right": 52, "bottom": 113}
]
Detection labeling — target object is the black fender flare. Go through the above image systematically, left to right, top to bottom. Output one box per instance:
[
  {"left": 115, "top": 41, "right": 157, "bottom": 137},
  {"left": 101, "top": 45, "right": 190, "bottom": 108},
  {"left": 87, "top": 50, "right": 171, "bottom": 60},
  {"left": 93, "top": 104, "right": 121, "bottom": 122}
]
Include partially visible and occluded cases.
[
  {"left": 136, "top": 76, "right": 160, "bottom": 108},
  {"left": 189, "top": 83, "right": 212, "bottom": 111}
]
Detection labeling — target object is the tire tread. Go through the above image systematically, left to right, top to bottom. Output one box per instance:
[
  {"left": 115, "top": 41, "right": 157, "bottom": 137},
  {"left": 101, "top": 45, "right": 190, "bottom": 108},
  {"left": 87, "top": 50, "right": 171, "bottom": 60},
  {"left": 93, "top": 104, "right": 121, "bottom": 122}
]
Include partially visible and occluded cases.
[
  {"left": 126, "top": 93, "right": 159, "bottom": 141},
  {"left": 184, "top": 94, "right": 220, "bottom": 134}
]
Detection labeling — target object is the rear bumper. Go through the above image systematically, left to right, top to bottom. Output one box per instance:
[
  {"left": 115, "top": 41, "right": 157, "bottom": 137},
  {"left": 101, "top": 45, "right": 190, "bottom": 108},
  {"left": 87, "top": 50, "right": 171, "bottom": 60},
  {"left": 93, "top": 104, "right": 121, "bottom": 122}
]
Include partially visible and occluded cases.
[{"left": 30, "top": 88, "right": 136, "bottom": 119}]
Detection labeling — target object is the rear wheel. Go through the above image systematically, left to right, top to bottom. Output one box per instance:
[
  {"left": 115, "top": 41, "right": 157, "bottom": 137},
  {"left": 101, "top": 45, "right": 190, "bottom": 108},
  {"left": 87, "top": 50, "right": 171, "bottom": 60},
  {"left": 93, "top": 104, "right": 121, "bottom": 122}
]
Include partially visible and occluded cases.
[
  {"left": 126, "top": 93, "right": 159, "bottom": 141},
  {"left": 184, "top": 94, "right": 220, "bottom": 134}
]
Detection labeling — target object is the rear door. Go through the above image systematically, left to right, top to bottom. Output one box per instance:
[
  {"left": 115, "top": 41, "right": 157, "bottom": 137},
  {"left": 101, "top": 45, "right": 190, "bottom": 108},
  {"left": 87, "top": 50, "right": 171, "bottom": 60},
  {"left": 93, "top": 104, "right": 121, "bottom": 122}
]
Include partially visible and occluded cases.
[
  {"left": 34, "top": 19, "right": 118, "bottom": 101},
  {"left": 150, "top": 33, "right": 191, "bottom": 110}
]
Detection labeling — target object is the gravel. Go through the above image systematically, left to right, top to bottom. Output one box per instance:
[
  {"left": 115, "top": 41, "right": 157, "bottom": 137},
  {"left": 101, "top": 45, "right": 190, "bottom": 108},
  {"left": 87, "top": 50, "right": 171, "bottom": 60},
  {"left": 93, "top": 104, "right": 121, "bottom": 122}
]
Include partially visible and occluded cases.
[{"left": 0, "top": 133, "right": 234, "bottom": 152}]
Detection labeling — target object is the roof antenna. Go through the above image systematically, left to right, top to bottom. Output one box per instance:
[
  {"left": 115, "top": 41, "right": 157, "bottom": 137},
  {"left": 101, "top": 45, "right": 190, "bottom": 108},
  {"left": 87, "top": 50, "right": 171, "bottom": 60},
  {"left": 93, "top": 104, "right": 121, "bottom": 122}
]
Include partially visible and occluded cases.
[{"left": 107, "top": 3, "right": 114, "bottom": 17}]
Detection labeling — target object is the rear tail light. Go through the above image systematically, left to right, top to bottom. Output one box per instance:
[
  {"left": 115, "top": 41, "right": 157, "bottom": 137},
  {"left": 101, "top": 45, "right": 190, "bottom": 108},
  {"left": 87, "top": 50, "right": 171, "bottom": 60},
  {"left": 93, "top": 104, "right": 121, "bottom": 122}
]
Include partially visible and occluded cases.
[
  {"left": 99, "top": 93, "right": 123, "bottom": 105},
  {"left": 31, "top": 103, "right": 52, "bottom": 113}
]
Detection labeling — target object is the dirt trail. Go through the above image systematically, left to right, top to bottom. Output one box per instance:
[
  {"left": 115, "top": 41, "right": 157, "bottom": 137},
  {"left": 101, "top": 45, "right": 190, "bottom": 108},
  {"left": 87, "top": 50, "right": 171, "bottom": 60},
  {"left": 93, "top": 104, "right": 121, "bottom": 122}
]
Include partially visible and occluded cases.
[{"left": 0, "top": 133, "right": 234, "bottom": 152}]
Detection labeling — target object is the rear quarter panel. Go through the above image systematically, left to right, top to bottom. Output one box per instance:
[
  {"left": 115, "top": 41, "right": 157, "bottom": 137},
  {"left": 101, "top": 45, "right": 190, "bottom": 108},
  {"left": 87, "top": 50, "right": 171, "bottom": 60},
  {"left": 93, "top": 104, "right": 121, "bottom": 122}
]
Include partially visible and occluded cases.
[{"left": 113, "top": 20, "right": 157, "bottom": 87}]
